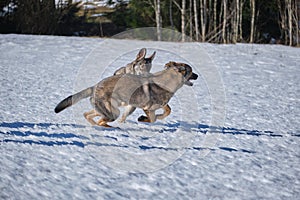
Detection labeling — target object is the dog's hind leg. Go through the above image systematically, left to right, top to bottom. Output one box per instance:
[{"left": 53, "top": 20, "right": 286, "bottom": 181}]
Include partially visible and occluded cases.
[
  {"left": 94, "top": 100, "right": 120, "bottom": 127},
  {"left": 156, "top": 104, "right": 171, "bottom": 120},
  {"left": 97, "top": 108, "right": 120, "bottom": 128},
  {"left": 84, "top": 109, "right": 100, "bottom": 125},
  {"left": 84, "top": 109, "right": 113, "bottom": 128},
  {"left": 97, "top": 118, "right": 113, "bottom": 128}
]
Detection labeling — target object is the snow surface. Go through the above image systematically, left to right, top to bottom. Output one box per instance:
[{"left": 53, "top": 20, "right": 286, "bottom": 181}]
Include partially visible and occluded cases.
[{"left": 0, "top": 34, "right": 299, "bottom": 199}]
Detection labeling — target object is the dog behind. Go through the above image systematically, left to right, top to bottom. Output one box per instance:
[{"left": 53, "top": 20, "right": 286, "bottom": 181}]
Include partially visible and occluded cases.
[{"left": 114, "top": 48, "right": 156, "bottom": 76}]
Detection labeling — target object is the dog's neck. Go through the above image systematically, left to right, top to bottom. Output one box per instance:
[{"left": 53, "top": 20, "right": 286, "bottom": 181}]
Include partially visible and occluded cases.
[{"left": 151, "top": 69, "right": 184, "bottom": 93}]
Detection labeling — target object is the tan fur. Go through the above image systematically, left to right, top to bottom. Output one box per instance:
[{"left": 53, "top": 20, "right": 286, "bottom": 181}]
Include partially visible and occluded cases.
[
  {"left": 113, "top": 48, "right": 156, "bottom": 123},
  {"left": 114, "top": 48, "right": 156, "bottom": 76},
  {"left": 55, "top": 62, "right": 198, "bottom": 127}
]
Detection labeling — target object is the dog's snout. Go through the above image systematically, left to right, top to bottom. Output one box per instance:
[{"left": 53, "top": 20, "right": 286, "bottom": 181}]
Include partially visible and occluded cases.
[{"left": 190, "top": 73, "right": 198, "bottom": 80}]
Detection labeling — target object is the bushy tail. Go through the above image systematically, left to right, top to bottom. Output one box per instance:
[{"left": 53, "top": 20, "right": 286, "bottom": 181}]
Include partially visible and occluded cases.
[{"left": 54, "top": 87, "right": 94, "bottom": 113}]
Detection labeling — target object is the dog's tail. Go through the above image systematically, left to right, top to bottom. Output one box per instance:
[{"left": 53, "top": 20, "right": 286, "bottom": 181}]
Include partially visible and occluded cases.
[{"left": 54, "top": 87, "right": 94, "bottom": 113}]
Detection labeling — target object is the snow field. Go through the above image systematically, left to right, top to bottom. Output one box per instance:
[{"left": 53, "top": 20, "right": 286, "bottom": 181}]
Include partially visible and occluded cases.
[{"left": 0, "top": 34, "right": 299, "bottom": 199}]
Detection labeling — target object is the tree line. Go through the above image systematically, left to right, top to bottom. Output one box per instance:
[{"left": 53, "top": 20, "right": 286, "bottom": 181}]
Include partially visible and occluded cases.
[
  {"left": 0, "top": 0, "right": 103, "bottom": 36},
  {"left": 1, "top": 0, "right": 299, "bottom": 45},
  {"left": 111, "top": 0, "right": 299, "bottom": 45}
]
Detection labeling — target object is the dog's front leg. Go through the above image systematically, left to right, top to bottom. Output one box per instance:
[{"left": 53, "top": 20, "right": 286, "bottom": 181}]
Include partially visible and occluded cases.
[
  {"left": 156, "top": 104, "right": 171, "bottom": 120},
  {"left": 119, "top": 105, "right": 136, "bottom": 123},
  {"left": 138, "top": 110, "right": 156, "bottom": 123},
  {"left": 147, "top": 110, "right": 156, "bottom": 122}
]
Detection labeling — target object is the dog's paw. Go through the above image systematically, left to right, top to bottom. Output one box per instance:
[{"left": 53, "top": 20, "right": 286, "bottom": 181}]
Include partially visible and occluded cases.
[{"left": 138, "top": 115, "right": 150, "bottom": 122}]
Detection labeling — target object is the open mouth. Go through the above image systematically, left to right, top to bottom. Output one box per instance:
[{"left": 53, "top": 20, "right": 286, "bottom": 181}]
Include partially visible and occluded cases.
[
  {"left": 164, "top": 61, "right": 198, "bottom": 86},
  {"left": 185, "top": 72, "right": 198, "bottom": 86}
]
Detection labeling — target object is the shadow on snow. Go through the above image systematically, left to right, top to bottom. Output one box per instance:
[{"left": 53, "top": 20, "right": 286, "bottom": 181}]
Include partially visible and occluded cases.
[{"left": 0, "top": 121, "right": 298, "bottom": 153}]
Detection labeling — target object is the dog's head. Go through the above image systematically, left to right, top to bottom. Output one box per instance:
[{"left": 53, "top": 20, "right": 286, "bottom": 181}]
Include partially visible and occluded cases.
[
  {"left": 114, "top": 48, "right": 156, "bottom": 76},
  {"left": 133, "top": 48, "right": 156, "bottom": 75},
  {"left": 165, "top": 61, "right": 198, "bottom": 86}
]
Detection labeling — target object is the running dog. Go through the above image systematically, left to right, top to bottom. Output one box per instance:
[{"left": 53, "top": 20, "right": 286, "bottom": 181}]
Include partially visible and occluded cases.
[
  {"left": 113, "top": 48, "right": 156, "bottom": 122},
  {"left": 114, "top": 48, "right": 156, "bottom": 75},
  {"left": 54, "top": 61, "right": 198, "bottom": 127}
]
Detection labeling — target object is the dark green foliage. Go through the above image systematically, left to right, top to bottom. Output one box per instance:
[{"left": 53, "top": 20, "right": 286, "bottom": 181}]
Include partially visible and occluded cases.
[
  {"left": 0, "top": 0, "right": 297, "bottom": 44},
  {"left": 0, "top": 0, "right": 87, "bottom": 35},
  {"left": 0, "top": 0, "right": 18, "bottom": 33},
  {"left": 12, "top": 0, "right": 57, "bottom": 34},
  {"left": 107, "top": 0, "right": 181, "bottom": 32},
  {"left": 108, "top": 0, "right": 155, "bottom": 28},
  {"left": 242, "top": 0, "right": 281, "bottom": 42},
  {"left": 255, "top": 0, "right": 281, "bottom": 42},
  {"left": 56, "top": 2, "right": 86, "bottom": 35}
]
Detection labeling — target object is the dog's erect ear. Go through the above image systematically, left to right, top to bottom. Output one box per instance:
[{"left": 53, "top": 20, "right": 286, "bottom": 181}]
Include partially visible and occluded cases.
[
  {"left": 136, "top": 48, "right": 147, "bottom": 61},
  {"left": 148, "top": 51, "right": 156, "bottom": 61}
]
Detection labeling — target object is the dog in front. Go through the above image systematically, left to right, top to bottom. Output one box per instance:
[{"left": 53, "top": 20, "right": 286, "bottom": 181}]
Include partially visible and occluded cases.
[{"left": 54, "top": 61, "right": 198, "bottom": 127}]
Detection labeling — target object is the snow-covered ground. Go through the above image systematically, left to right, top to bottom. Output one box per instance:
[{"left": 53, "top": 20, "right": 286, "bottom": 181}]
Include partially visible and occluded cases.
[{"left": 0, "top": 34, "right": 299, "bottom": 199}]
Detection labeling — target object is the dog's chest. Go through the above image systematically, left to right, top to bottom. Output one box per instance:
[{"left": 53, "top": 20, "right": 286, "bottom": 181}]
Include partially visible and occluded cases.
[{"left": 128, "top": 83, "right": 173, "bottom": 108}]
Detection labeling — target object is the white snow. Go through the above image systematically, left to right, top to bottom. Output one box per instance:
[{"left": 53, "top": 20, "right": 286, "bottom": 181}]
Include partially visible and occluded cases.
[{"left": 0, "top": 34, "right": 299, "bottom": 199}]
